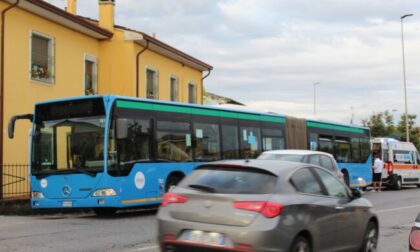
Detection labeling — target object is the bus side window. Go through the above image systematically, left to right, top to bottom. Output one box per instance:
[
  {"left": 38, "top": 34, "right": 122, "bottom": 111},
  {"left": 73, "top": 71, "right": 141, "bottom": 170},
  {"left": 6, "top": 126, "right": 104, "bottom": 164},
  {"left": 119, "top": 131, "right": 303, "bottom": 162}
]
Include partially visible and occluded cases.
[
  {"left": 116, "top": 118, "right": 152, "bottom": 174},
  {"left": 157, "top": 120, "right": 192, "bottom": 162},
  {"left": 193, "top": 122, "right": 221, "bottom": 161},
  {"left": 221, "top": 124, "right": 239, "bottom": 159},
  {"left": 239, "top": 126, "right": 261, "bottom": 158},
  {"left": 262, "top": 127, "right": 285, "bottom": 151},
  {"left": 309, "top": 133, "right": 318, "bottom": 151},
  {"left": 318, "top": 136, "right": 333, "bottom": 155},
  {"left": 334, "top": 137, "right": 350, "bottom": 163},
  {"left": 351, "top": 138, "right": 361, "bottom": 163}
]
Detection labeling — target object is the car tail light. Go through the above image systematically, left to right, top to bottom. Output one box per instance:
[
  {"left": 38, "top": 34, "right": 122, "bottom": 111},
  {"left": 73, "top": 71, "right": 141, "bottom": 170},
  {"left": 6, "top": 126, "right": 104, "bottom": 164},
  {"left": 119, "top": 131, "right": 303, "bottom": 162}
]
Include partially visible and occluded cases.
[
  {"left": 161, "top": 192, "right": 188, "bottom": 207},
  {"left": 233, "top": 201, "right": 283, "bottom": 218},
  {"left": 410, "top": 230, "right": 420, "bottom": 250},
  {"left": 163, "top": 233, "right": 176, "bottom": 241},
  {"left": 235, "top": 243, "right": 254, "bottom": 252}
]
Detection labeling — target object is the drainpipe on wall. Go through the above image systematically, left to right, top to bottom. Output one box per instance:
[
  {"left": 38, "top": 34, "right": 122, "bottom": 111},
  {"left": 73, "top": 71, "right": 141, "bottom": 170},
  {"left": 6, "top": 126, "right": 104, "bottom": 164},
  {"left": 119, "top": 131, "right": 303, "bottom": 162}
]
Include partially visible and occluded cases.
[
  {"left": 0, "top": 0, "right": 20, "bottom": 199},
  {"left": 136, "top": 40, "right": 149, "bottom": 97},
  {"left": 201, "top": 69, "right": 212, "bottom": 104}
]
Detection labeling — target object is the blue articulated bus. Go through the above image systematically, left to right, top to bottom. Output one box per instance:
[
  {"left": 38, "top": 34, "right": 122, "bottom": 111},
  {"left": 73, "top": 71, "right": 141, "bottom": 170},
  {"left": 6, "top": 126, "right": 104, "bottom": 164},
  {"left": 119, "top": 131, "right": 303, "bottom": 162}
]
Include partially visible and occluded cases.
[{"left": 9, "top": 95, "right": 371, "bottom": 215}]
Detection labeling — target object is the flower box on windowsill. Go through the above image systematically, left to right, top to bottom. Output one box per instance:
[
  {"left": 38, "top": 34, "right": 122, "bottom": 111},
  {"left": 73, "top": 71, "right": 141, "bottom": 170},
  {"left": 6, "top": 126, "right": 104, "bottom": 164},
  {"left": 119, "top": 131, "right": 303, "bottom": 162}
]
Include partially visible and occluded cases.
[{"left": 31, "top": 64, "right": 53, "bottom": 83}]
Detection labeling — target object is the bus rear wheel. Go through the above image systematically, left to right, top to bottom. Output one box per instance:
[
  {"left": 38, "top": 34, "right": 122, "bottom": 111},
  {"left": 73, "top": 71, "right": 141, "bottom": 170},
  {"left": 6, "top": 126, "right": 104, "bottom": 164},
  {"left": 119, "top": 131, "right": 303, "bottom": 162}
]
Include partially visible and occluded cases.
[
  {"left": 342, "top": 170, "right": 350, "bottom": 186},
  {"left": 165, "top": 174, "right": 184, "bottom": 192},
  {"left": 93, "top": 208, "right": 117, "bottom": 216}
]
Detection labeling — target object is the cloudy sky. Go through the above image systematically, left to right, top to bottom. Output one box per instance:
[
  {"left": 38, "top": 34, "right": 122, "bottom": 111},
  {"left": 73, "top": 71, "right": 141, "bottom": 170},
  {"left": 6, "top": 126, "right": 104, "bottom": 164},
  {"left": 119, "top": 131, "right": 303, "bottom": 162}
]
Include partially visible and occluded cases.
[{"left": 46, "top": 0, "right": 420, "bottom": 126}]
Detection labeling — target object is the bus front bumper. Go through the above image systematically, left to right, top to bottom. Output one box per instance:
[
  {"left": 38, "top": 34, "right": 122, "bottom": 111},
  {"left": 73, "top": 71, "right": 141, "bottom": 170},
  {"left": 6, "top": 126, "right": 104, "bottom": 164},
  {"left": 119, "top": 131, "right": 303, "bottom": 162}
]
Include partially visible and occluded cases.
[
  {"left": 31, "top": 196, "right": 122, "bottom": 209},
  {"left": 31, "top": 196, "right": 163, "bottom": 209}
]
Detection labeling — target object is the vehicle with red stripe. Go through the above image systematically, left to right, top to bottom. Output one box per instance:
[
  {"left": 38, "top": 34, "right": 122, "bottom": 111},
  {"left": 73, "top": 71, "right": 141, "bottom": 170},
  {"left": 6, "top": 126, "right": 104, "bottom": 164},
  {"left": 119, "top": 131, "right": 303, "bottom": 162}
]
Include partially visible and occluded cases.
[{"left": 372, "top": 138, "right": 420, "bottom": 190}]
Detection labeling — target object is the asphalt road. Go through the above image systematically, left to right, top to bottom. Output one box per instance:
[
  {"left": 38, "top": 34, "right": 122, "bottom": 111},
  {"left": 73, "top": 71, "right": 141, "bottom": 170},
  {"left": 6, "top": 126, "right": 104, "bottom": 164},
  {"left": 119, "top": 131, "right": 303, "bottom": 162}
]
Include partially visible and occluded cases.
[
  {"left": 366, "top": 186, "right": 420, "bottom": 252},
  {"left": 0, "top": 187, "right": 419, "bottom": 252}
]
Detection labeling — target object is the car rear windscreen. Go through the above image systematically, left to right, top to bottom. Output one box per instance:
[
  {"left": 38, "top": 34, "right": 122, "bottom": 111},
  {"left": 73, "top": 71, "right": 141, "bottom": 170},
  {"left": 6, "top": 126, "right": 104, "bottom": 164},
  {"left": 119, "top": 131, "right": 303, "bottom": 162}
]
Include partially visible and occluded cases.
[{"left": 179, "top": 166, "right": 278, "bottom": 194}]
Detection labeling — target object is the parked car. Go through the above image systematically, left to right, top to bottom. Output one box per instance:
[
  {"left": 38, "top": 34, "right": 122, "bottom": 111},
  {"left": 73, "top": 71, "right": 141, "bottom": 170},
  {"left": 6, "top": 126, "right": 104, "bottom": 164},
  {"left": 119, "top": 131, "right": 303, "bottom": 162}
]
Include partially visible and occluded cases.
[
  {"left": 258, "top": 149, "right": 345, "bottom": 183},
  {"left": 157, "top": 159, "right": 378, "bottom": 252},
  {"left": 410, "top": 212, "right": 420, "bottom": 251}
]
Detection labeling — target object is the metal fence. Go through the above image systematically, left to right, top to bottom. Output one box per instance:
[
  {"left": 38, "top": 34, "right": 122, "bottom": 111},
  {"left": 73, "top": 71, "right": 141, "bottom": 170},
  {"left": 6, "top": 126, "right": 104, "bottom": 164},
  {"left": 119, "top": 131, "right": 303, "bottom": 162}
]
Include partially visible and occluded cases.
[{"left": 1, "top": 164, "right": 30, "bottom": 200}]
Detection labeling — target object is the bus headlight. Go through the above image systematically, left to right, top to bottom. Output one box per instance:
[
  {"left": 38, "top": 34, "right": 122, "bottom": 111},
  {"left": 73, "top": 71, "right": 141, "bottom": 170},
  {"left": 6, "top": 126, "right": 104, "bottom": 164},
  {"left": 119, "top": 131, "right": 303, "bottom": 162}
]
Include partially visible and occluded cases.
[
  {"left": 357, "top": 177, "right": 367, "bottom": 187},
  {"left": 92, "top": 189, "right": 117, "bottom": 197},
  {"left": 32, "top": 191, "right": 45, "bottom": 199}
]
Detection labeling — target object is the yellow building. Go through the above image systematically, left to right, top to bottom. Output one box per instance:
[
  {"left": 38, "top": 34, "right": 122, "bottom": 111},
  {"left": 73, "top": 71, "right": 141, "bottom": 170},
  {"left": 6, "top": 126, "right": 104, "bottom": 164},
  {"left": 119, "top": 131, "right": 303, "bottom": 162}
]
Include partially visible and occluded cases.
[{"left": 0, "top": 0, "right": 212, "bottom": 198}]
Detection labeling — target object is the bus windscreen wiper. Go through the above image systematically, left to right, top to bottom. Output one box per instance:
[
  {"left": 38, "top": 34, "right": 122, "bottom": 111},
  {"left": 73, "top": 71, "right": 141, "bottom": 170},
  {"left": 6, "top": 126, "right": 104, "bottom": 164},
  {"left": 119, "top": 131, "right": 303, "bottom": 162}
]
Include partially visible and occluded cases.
[
  {"left": 72, "top": 168, "right": 97, "bottom": 177},
  {"left": 188, "top": 184, "right": 216, "bottom": 193}
]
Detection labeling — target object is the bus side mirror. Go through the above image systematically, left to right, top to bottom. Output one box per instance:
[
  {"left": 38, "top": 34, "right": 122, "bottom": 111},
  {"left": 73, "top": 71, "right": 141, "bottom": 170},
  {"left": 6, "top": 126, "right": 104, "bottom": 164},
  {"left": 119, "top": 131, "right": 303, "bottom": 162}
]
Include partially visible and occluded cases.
[
  {"left": 8, "top": 114, "right": 33, "bottom": 139},
  {"left": 116, "top": 118, "right": 128, "bottom": 139}
]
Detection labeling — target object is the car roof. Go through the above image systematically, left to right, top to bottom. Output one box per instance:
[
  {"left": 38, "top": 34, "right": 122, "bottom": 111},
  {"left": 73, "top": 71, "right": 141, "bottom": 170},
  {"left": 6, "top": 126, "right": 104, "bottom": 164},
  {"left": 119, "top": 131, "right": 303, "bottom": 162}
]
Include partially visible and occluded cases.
[
  {"left": 260, "top": 149, "right": 334, "bottom": 157},
  {"left": 197, "top": 159, "right": 309, "bottom": 176}
]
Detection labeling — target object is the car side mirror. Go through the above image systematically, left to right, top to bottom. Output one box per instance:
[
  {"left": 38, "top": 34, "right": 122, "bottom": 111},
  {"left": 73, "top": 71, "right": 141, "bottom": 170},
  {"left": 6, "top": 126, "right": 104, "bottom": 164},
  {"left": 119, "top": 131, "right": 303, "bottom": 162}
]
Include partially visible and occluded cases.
[{"left": 350, "top": 188, "right": 362, "bottom": 200}]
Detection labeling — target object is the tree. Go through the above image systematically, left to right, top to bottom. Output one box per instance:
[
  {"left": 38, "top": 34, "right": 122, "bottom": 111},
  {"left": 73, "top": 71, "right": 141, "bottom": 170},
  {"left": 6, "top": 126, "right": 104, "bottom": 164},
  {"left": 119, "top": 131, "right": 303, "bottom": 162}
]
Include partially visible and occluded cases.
[
  {"left": 361, "top": 111, "right": 396, "bottom": 138},
  {"left": 362, "top": 111, "right": 420, "bottom": 151},
  {"left": 396, "top": 114, "right": 420, "bottom": 150}
]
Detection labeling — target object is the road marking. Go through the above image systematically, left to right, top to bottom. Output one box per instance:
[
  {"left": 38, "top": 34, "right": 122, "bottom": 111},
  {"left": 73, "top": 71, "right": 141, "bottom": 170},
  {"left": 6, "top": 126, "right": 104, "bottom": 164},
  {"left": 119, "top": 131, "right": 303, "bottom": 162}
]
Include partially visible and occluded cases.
[
  {"left": 376, "top": 204, "right": 420, "bottom": 214},
  {"left": 132, "top": 245, "right": 159, "bottom": 251}
]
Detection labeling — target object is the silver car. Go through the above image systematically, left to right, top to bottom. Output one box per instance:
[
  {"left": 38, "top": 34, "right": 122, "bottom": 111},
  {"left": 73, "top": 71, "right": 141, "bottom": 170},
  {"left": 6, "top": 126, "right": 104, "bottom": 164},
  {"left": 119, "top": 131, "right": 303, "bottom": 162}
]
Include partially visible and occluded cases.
[
  {"left": 258, "top": 150, "right": 345, "bottom": 184},
  {"left": 157, "top": 160, "right": 378, "bottom": 252}
]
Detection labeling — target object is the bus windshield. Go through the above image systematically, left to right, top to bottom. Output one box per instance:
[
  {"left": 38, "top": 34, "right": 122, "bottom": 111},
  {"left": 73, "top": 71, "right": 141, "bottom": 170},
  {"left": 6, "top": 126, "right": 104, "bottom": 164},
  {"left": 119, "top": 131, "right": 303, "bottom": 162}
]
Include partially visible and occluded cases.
[{"left": 31, "top": 98, "right": 106, "bottom": 176}]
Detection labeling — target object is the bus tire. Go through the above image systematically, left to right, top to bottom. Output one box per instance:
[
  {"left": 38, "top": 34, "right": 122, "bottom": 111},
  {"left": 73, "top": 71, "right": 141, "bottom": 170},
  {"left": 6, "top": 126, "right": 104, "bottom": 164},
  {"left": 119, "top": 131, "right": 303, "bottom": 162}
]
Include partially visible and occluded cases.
[
  {"left": 342, "top": 170, "right": 350, "bottom": 186},
  {"left": 165, "top": 173, "right": 184, "bottom": 192},
  {"left": 93, "top": 208, "right": 117, "bottom": 216}
]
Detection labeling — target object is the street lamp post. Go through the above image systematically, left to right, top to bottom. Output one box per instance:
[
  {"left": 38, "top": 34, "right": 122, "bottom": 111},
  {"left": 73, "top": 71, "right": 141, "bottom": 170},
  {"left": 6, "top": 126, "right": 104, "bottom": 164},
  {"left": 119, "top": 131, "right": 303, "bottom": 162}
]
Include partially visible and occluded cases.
[
  {"left": 401, "top": 14, "right": 413, "bottom": 142},
  {"left": 314, "top": 82, "right": 320, "bottom": 116}
]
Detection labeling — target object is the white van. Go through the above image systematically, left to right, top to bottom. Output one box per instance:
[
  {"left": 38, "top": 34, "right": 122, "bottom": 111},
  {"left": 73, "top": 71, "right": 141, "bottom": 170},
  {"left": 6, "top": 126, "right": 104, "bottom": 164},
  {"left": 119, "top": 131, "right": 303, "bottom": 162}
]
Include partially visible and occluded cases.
[{"left": 372, "top": 137, "right": 420, "bottom": 189}]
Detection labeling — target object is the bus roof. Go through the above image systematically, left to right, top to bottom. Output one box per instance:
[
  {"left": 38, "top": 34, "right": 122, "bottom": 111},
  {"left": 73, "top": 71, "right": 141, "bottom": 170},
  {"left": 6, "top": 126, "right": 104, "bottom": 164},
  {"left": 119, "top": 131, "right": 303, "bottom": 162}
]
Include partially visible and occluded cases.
[{"left": 34, "top": 95, "right": 368, "bottom": 132}]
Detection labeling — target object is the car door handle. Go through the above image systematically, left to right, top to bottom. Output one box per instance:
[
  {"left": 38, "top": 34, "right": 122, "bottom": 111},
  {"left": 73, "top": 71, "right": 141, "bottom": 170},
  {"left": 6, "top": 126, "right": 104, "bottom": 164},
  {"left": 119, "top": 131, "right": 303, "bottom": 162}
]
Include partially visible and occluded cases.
[{"left": 335, "top": 206, "right": 345, "bottom": 210}]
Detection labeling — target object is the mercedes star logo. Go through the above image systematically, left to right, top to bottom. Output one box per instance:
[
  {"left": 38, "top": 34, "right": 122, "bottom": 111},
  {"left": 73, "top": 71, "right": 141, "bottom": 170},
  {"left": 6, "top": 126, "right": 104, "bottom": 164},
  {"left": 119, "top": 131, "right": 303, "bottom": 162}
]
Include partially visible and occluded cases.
[{"left": 62, "top": 185, "right": 72, "bottom": 197}]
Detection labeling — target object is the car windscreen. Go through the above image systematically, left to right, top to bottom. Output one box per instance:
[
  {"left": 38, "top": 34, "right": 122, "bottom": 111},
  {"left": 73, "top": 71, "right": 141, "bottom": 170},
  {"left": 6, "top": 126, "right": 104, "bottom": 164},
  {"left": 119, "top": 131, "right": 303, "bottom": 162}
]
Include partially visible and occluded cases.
[
  {"left": 258, "top": 153, "right": 305, "bottom": 162},
  {"left": 179, "top": 166, "right": 278, "bottom": 194},
  {"left": 416, "top": 213, "right": 420, "bottom": 223}
]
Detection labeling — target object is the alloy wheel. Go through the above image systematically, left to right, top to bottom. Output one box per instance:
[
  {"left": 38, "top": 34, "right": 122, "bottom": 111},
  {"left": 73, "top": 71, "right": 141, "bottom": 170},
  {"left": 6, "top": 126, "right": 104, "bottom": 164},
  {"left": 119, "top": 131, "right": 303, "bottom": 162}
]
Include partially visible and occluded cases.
[
  {"left": 364, "top": 224, "right": 378, "bottom": 252},
  {"left": 293, "top": 239, "right": 310, "bottom": 252}
]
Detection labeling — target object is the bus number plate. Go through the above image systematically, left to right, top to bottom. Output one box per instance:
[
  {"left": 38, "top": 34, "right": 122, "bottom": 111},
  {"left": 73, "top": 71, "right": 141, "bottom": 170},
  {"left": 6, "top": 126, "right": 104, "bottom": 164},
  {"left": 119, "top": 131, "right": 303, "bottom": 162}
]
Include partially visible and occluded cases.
[{"left": 62, "top": 201, "right": 73, "bottom": 207}]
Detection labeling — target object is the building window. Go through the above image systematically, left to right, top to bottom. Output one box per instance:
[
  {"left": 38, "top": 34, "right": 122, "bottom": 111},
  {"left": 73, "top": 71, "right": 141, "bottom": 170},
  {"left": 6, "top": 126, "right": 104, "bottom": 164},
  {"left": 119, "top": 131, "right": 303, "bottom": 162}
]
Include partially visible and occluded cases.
[
  {"left": 30, "top": 32, "right": 54, "bottom": 84},
  {"left": 84, "top": 55, "right": 97, "bottom": 95},
  {"left": 146, "top": 68, "right": 158, "bottom": 99},
  {"left": 170, "top": 76, "right": 179, "bottom": 101},
  {"left": 188, "top": 83, "right": 196, "bottom": 103}
]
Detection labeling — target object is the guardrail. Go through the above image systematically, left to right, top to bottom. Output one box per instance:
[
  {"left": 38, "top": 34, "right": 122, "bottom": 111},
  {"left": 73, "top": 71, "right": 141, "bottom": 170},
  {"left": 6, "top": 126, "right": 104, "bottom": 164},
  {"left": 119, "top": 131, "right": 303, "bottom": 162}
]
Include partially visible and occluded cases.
[{"left": 1, "top": 164, "right": 30, "bottom": 200}]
